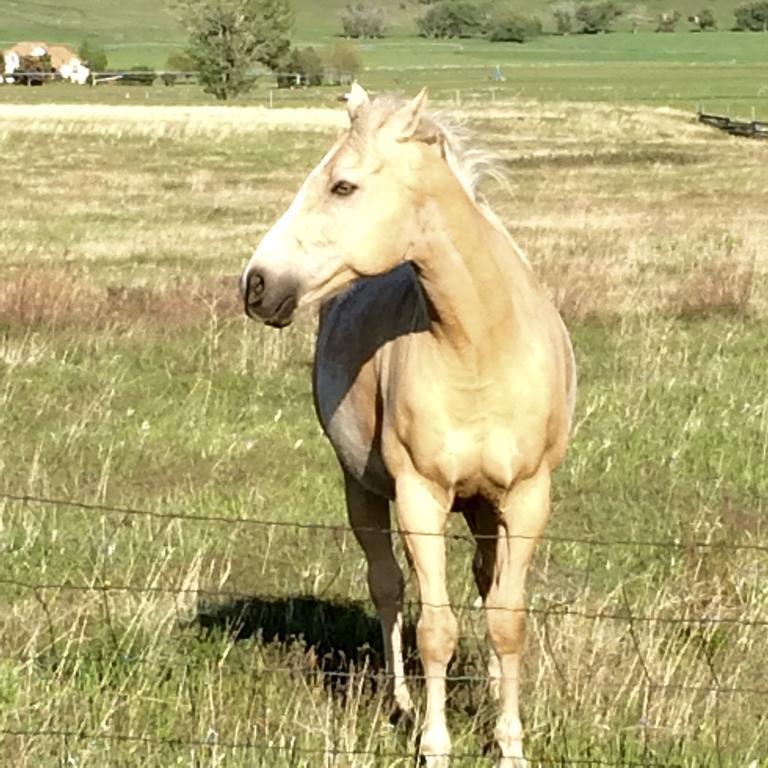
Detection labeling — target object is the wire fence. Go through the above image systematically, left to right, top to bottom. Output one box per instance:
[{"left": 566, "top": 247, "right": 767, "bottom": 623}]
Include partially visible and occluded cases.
[
  {"left": 3, "top": 65, "right": 767, "bottom": 119},
  {"left": 1, "top": 489, "right": 766, "bottom": 765},
  {"left": 2, "top": 491, "right": 766, "bottom": 631},
  {"left": 4, "top": 492, "right": 767, "bottom": 551},
  {"left": 2, "top": 574, "right": 766, "bottom": 629},
  {"left": 0, "top": 727, "right": 685, "bottom": 767}
]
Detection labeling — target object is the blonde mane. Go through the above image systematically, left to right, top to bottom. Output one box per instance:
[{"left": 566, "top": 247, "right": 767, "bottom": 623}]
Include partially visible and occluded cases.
[
  {"left": 358, "top": 95, "right": 531, "bottom": 267},
  {"left": 433, "top": 116, "right": 506, "bottom": 202}
]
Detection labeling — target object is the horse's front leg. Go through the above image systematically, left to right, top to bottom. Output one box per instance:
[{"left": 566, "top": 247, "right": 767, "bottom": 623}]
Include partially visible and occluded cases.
[
  {"left": 486, "top": 466, "right": 552, "bottom": 768},
  {"left": 343, "top": 471, "right": 414, "bottom": 719},
  {"left": 396, "top": 474, "right": 456, "bottom": 768}
]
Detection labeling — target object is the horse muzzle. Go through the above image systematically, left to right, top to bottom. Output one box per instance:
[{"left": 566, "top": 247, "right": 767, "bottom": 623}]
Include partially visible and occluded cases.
[{"left": 241, "top": 268, "right": 298, "bottom": 328}]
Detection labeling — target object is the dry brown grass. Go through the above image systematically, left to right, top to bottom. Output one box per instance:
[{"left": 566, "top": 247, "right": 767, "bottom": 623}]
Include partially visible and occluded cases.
[
  {"left": 1, "top": 101, "right": 766, "bottom": 329},
  {"left": 0, "top": 103, "right": 347, "bottom": 138},
  {"left": 533, "top": 249, "right": 757, "bottom": 323},
  {"left": 0, "top": 255, "right": 754, "bottom": 336},
  {"left": 671, "top": 258, "right": 756, "bottom": 319},
  {"left": 0, "top": 267, "right": 241, "bottom": 332}
]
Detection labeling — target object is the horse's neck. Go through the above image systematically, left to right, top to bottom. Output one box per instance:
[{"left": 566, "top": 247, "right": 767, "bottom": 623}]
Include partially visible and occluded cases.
[{"left": 409, "top": 189, "right": 531, "bottom": 367}]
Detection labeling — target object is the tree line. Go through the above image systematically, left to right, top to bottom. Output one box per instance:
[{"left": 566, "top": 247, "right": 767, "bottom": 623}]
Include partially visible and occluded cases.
[
  {"left": 12, "top": 0, "right": 764, "bottom": 99},
  {"left": 167, "top": 0, "right": 768, "bottom": 98},
  {"left": 343, "top": 0, "right": 768, "bottom": 38},
  {"left": 410, "top": 0, "right": 767, "bottom": 37}
]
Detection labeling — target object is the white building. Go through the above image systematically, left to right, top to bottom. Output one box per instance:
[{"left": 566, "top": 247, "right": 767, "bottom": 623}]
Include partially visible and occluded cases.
[
  {"left": 2, "top": 41, "right": 90, "bottom": 85},
  {"left": 49, "top": 45, "right": 90, "bottom": 85}
]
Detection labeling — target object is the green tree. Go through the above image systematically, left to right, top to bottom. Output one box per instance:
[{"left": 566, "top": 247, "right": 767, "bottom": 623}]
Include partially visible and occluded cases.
[
  {"left": 171, "top": 0, "right": 294, "bottom": 100},
  {"left": 416, "top": 1, "right": 484, "bottom": 38},
  {"left": 574, "top": 1, "right": 623, "bottom": 33},
  {"left": 734, "top": 1, "right": 768, "bottom": 30},
  {"left": 340, "top": 3, "right": 387, "bottom": 38},
  {"left": 551, "top": 3, "right": 575, "bottom": 34},
  {"left": 625, "top": 4, "right": 652, "bottom": 32},
  {"left": 485, "top": 8, "right": 542, "bottom": 42},
  {"left": 692, "top": 8, "right": 717, "bottom": 29},
  {"left": 78, "top": 40, "right": 108, "bottom": 71},
  {"left": 325, "top": 40, "right": 362, "bottom": 84},
  {"left": 277, "top": 46, "right": 324, "bottom": 87},
  {"left": 296, "top": 46, "right": 324, "bottom": 85},
  {"left": 166, "top": 50, "right": 197, "bottom": 71},
  {"left": 162, "top": 51, "right": 197, "bottom": 85},
  {"left": 122, "top": 64, "right": 157, "bottom": 85}
]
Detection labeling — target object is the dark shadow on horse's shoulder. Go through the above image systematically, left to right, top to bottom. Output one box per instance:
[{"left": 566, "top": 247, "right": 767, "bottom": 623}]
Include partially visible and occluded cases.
[{"left": 316, "top": 263, "right": 431, "bottom": 412}]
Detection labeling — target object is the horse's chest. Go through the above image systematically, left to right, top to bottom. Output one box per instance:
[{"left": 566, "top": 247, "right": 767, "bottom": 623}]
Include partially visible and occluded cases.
[
  {"left": 314, "top": 351, "right": 543, "bottom": 502},
  {"left": 386, "top": 379, "right": 526, "bottom": 491},
  {"left": 405, "top": 419, "right": 525, "bottom": 498}
]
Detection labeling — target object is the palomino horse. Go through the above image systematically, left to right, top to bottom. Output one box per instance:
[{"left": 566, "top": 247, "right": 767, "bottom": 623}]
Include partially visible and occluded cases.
[{"left": 241, "top": 84, "right": 576, "bottom": 766}]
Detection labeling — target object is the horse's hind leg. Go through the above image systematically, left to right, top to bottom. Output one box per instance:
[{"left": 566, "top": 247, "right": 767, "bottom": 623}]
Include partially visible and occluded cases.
[
  {"left": 486, "top": 467, "right": 552, "bottom": 768},
  {"left": 343, "top": 471, "right": 414, "bottom": 718},
  {"left": 463, "top": 504, "right": 502, "bottom": 701}
]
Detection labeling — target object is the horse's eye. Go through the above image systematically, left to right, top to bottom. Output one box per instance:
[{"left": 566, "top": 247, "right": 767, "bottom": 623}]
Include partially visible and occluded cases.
[{"left": 331, "top": 180, "right": 358, "bottom": 197}]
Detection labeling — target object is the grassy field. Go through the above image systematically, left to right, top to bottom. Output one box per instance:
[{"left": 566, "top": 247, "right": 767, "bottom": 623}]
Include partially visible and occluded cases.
[
  {"left": 0, "top": 0, "right": 762, "bottom": 46},
  {"left": 2, "top": 0, "right": 768, "bottom": 119},
  {"left": 2, "top": 50, "right": 767, "bottom": 122},
  {"left": 0, "top": 99, "right": 766, "bottom": 765}
]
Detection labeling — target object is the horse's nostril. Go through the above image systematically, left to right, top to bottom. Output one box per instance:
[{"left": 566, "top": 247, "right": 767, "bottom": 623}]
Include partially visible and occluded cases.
[{"left": 247, "top": 271, "right": 265, "bottom": 300}]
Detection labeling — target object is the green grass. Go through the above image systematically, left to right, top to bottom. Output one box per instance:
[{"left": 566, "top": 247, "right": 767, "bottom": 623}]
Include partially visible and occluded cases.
[
  {"left": 0, "top": 0, "right": 182, "bottom": 49},
  {"left": 1, "top": 0, "right": 763, "bottom": 47},
  {"left": 2, "top": 1, "right": 768, "bottom": 117},
  {"left": 2, "top": 56, "right": 766, "bottom": 120},
  {"left": 0, "top": 101, "right": 766, "bottom": 764},
  {"left": 1, "top": 316, "right": 767, "bottom": 765}
]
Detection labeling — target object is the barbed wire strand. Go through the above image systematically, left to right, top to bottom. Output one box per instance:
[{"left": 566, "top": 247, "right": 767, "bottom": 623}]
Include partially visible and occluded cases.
[
  {"left": 3, "top": 491, "right": 767, "bottom": 552},
  {"left": 1, "top": 576, "right": 765, "bottom": 628},
  {"left": 9, "top": 649, "right": 767, "bottom": 698},
  {"left": 0, "top": 727, "right": 680, "bottom": 766}
]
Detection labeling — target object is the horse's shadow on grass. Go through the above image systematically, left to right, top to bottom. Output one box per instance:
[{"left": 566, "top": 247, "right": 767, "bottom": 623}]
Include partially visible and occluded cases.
[
  {"left": 192, "top": 595, "right": 496, "bottom": 750},
  {"left": 193, "top": 595, "right": 418, "bottom": 687}
]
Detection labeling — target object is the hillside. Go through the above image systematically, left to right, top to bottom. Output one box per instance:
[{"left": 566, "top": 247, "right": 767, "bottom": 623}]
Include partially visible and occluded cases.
[{"left": 0, "top": 0, "right": 761, "bottom": 69}]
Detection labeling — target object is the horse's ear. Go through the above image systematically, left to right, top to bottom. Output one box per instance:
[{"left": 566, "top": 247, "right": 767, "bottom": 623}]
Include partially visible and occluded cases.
[
  {"left": 346, "top": 82, "right": 370, "bottom": 121},
  {"left": 389, "top": 87, "right": 429, "bottom": 141}
]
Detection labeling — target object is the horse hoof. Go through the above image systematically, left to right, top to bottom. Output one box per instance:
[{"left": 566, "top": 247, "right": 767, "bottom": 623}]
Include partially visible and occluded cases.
[
  {"left": 388, "top": 704, "right": 415, "bottom": 728},
  {"left": 417, "top": 727, "right": 451, "bottom": 768},
  {"left": 420, "top": 756, "right": 450, "bottom": 768},
  {"left": 498, "top": 758, "right": 528, "bottom": 768}
]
